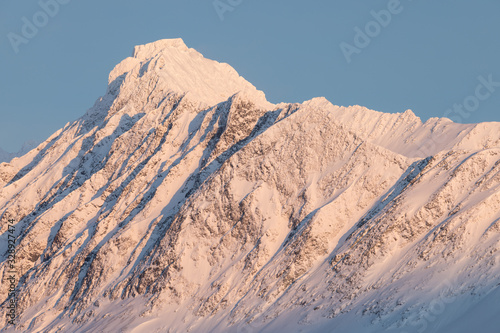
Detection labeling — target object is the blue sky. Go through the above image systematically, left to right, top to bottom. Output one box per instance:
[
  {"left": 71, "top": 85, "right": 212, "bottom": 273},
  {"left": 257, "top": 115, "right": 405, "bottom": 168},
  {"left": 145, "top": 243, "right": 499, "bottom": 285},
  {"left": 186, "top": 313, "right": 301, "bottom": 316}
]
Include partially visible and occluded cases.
[{"left": 1, "top": 0, "right": 499, "bottom": 152}]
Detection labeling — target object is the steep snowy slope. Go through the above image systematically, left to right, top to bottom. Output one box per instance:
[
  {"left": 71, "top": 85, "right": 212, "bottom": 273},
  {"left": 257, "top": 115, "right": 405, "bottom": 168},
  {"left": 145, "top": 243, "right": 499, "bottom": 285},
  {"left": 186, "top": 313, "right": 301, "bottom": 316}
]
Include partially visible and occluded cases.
[
  {"left": 0, "top": 39, "right": 499, "bottom": 333},
  {"left": 0, "top": 141, "right": 39, "bottom": 164}
]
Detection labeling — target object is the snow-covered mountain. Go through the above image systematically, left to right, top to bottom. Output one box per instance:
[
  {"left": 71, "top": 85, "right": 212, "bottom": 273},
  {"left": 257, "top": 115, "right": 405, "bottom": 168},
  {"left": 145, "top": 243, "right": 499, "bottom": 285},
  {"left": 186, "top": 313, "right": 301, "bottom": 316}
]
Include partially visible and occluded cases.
[
  {"left": 0, "top": 38, "right": 499, "bottom": 333},
  {"left": 0, "top": 141, "right": 39, "bottom": 164}
]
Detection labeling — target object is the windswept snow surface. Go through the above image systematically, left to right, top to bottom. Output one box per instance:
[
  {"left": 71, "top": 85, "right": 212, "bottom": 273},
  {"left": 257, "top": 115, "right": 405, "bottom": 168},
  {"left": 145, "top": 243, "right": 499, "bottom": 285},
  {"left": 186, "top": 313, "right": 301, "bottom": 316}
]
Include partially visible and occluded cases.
[
  {"left": 0, "top": 39, "right": 499, "bottom": 333},
  {"left": 0, "top": 141, "right": 39, "bottom": 164}
]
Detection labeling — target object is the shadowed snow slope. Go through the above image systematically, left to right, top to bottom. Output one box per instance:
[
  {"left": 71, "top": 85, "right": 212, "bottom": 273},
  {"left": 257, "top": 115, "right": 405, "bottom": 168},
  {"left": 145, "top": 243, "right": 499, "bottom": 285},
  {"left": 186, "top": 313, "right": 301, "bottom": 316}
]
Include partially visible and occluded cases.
[{"left": 0, "top": 39, "right": 499, "bottom": 333}]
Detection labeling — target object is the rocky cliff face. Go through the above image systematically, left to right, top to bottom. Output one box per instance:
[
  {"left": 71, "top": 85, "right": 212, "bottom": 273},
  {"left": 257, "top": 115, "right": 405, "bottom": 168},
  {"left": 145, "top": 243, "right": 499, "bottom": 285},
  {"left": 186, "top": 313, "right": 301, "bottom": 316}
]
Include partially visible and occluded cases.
[{"left": 0, "top": 39, "right": 499, "bottom": 333}]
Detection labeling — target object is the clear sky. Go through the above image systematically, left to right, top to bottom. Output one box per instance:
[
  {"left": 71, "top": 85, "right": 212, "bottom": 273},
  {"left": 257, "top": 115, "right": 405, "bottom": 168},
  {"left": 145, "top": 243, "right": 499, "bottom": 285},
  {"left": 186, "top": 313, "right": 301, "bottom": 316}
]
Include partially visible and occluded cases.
[{"left": 1, "top": 0, "right": 499, "bottom": 153}]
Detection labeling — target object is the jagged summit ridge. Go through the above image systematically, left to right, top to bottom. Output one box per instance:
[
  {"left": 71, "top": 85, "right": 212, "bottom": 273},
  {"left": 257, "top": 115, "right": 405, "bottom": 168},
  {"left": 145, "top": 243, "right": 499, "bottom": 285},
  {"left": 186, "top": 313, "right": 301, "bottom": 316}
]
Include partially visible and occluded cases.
[
  {"left": 108, "top": 38, "right": 272, "bottom": 108},
  {"left": 132, "top": 38, "right": 189, "bottom": 58}
]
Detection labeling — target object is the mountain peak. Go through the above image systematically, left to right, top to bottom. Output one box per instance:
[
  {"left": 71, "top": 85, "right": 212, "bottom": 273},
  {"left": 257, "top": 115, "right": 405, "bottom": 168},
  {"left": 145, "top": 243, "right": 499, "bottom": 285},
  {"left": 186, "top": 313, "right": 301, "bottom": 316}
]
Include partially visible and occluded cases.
[
  {"left": 107, "top": 38, "right": 273, "bottom": 108},
  {"left": 132, "top": 38, "right": 189, "bottom": 59}
]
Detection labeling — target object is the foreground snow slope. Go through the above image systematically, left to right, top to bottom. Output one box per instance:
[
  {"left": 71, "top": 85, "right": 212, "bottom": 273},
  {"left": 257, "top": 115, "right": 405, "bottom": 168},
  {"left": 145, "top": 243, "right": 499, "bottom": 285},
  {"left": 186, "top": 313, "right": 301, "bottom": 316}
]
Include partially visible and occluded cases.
[{"left": 0, "top": 39, "right": 499, "bottom": 332}]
